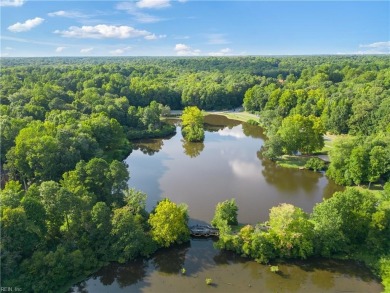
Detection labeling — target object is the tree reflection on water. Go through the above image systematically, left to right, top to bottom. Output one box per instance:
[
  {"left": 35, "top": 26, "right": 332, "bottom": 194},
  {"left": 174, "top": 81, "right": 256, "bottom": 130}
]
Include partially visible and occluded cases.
[
  {"left": 181, "top": 139, "right": 205, "bottom": 158},
  {"left": 151, "top": 242, "right": 190, "bottom": 274},
  {"left": 93, "top": 258, "right": 148, "bottom": 288}
]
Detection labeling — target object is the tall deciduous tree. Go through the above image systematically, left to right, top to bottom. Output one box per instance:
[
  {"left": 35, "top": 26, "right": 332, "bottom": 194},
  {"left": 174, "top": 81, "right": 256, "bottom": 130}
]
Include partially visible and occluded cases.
[
  {"left": 181, "top": 106, "right": 205, "bottom": 142},
  {"left": 277, "top": 114, "right": 324, "bottom": 154},
  {"left": 348, "top": 146, "right": 368, "bottom": 186},
  {"left": 368, "top": 146, "right": 389, "bottom": 188},
  {"left": 311, "top": 188, "right": 378, "bottom": 256},
  {"left": 148, "top": 198, "right": 190, "bottom": 247},
  {"left": 211, "top": 198, "right": 238, "bottom": 227},
  {"left": 268, "top": 203, "right": 314, "bottom": 259},
  {"left": 110, "top": 206, "right": 151, "bottom": 263}
]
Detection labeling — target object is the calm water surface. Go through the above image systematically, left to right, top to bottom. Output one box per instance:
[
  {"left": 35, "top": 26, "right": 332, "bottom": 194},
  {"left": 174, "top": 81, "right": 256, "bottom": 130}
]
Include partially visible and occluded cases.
[
  {"left": 71, "top": 115, "right": 382, "bottom": 292},
  {"left": 126, "top": 115, "right": 341, "bottom": 224}
]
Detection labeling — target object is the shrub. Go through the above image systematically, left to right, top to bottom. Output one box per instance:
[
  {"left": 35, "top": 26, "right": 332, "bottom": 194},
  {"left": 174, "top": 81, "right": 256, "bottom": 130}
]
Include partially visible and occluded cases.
[
  {"left": 247, "top": 119, "right": 259, "bottom": 126},
  {"left": 305, "top": 157, "right": 326, "bottom": 171},
  {"left": 270, "top": 265, "right": 279, "bottom": 273}
]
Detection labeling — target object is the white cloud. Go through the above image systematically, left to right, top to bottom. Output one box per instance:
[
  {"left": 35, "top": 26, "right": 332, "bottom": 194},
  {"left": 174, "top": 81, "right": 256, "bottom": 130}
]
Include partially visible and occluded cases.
[
  {"left": 0, "top": 0, "right": 24, "bottom": 7},
  {"left": 136, "top": 0, "right": 170, "bottom": 9},
  {"left": 116, "top": 2, "right": 163, "bottom": 23},
  {"left": 116, "top": 2, "right": 137, "bottom": 12},
  {"left": 48, "top": 10, "right": 88, "bottom": 19},
  {"left": 135, "top": 13, "right": 162, "bottom": 23},
  {"left": 8, "top": 17, "right": 44, "bottom": 32},
  {"left": 54, "top": 24, "right": 153, "bottom": 39},
  {"left": 144, "top": 34, "right": 166, "bottom": 40},
  {"left": 207, "top": 34, "right": 229, "bottom": 45},
  {"left": 1, "top": 35, "right": 71, "bottom": 47},
  {"left": 173, "top": 35, "right": 190, "bottom": 40},
  {"left": 337, "top": 41, "right": 390, "bottom": 55},
  {"left": 359, "top": 41, "right": 390, "bottom": 49},
  {"left": 174, "top": 43, "right": 201, "bottom": 56},
  {"left": 175, "top": 44, "right": 188, "bottom": 51},
  {"left": 109, "top": 46, "right": 132, "bottom": 55},
  {"left": 5, "top": 47, "right": 12, "bottom": 50},
  {"left": 55, "top": 47, "right": 66, "bottom": 53},
  {"left": 80, "top": 47, "right": 94, "bottom": 53},
  {"left": 208, "top": 48, "right": 232, "bottom": 56},
  {"left": 337, "top": 50, "right": 389, "bottom": 55},
  {"left": 218, "top": 126, "right": 244, "bottom": 138},
  {"left": 229, "top": 160, "right": 260, "bottom": 181}
]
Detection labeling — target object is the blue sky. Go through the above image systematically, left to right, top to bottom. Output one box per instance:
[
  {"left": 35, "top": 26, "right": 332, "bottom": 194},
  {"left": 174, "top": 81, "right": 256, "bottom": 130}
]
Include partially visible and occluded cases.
[{"left": 1, "top": 0, "right": 389, "bottom": 57}]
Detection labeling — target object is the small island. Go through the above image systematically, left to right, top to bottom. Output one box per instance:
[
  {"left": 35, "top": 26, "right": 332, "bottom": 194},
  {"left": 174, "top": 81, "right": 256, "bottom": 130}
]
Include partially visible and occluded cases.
[{"left": 181, "top": 106, "right": 205, "bottom": 142}]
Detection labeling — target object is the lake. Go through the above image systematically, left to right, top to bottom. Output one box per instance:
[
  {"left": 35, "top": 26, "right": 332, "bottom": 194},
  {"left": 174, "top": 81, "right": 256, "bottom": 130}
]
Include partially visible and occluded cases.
[
  {"left": 125, "top": 114, "right": 341, "bottom": 224},
  {"left": 71, "top": 115, "right": 382, "bottom": 292}
]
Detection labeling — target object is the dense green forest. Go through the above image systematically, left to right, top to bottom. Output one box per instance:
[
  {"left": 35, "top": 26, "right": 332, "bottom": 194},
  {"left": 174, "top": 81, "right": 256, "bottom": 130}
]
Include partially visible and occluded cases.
[{"left": 1, "top": 56, "right": 389, "bottom": 292}]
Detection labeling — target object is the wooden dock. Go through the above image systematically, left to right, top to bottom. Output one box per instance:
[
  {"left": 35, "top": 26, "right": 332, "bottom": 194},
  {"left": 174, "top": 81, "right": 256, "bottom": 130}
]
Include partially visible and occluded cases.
[{"left": 189, "top": 225, "right": 219, "bottom": 237}]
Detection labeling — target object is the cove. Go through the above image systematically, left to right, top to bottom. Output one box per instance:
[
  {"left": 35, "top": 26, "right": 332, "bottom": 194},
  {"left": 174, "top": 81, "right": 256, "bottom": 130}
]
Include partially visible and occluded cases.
[{"left": 70, "top": 115, "right": 382, "bottom": 292}]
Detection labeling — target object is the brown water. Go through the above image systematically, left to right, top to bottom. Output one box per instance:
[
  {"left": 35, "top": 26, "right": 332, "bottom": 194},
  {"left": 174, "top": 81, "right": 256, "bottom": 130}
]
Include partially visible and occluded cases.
[
  {"left": 71, "top": 115, "right": 382, "bottom": 292},
  {"left": 125, "top": 115, "right": 342, "bottom": 224}
]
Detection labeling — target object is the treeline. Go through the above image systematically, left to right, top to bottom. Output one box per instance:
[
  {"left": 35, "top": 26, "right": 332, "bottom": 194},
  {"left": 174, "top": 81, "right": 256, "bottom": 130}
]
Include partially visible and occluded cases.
[
  {"left": 240, "top": 56, "right": 390, "bottom": 185},
  {"left": 0, "top": 57, "right": 261, "bottom": 111},
  {"left": 244, "top": 57, "right": 390, "bottom": 136},
  {"left": 212, "top": 187, "right": 390, "bottom": 291}
]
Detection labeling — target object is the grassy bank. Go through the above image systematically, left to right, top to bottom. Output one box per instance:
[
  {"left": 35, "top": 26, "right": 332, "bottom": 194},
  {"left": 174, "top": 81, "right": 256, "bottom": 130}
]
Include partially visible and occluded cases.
[
  {"left": 168, "top": 110, "right": 259, "bottom": 123},
  {"left": 204, "top": 111, "right": 259, "bottom": 123},
  {"left": 276, "top": 133, "right": 349, "bottom": 169},
  {"left": 276, "top": 155, "right": 311, "bottom": 169}
]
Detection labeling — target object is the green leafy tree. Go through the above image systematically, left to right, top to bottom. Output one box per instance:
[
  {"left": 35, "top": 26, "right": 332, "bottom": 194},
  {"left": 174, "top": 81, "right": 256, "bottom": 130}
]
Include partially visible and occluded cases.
[
  {"left": 243, "top": 84, "right": 269, "bottom": 112},
  {"left": 278, "top": 89, "right": 296, "bottom": 116},
  {"left": 141, "top": 101, "right": 162, "bottom": 131},
  {"left": 181, "top": 106, "right": 205, "bottom": 142},
  {"left": 81, "top": 113, "right": 130, "bottom": 160},
  {"left": 277, "top": 114, "right": 324, "bottom": 154},
  {"left": 0, "top": 116, "right": 31, "bottom": 164},
  {"left": 5, "top": 122, "right": 62, "bottom": 183},
  {"left": 261, "top": 135, "right": 284, "bottom": 160},
  {"left": 326, "top": 137, "right": 357, "bottom": 185},
  {"left": 348, "top": 146, "right": 369, "bottom": 185},
  {"left": 368, "top": 146, "right": 389, "bottom": 187},
  {"left": 61, "top": 158, "right": 129, "bottom": 206},
  {"left": 0, "top": 180, "right": 24, "bottom": 209},
  {"left": 39, "top": 181, "right": 79, "bottom": 238},
  {"left": 123, "top": 188, "right": 147, "bottom": 216},
  {"left": 311, "top": 188, "right": 378, "bottom": 256},
  {"left": 21, "top": 196, "right": 47, "bottom": 240},
  {"left": 148, "top": 198, "right": 190, "bottom": 247},
  {"left": 211, "top": 198, "right": 238, "bottom": 227},
  {"left": 90, "top": 202, "right": 112, "bottom": 241},
  {"left": 366, "top": 202, "right": 390, "bottom": 254},
  {"left": 268, "top": 203, "right": 314, "bottom": 259},
  {"left": 111, "top": 206, "right": 152, "bottom": 263},
  {"left": 1, "top": 207, "right": 41, "bottom": 279},
  {"left": 249, "top": 231, "right": 276, "bottom": 263},
  {"left": 18, "top": 245, "right": 92, "bottom": 293}
]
